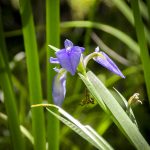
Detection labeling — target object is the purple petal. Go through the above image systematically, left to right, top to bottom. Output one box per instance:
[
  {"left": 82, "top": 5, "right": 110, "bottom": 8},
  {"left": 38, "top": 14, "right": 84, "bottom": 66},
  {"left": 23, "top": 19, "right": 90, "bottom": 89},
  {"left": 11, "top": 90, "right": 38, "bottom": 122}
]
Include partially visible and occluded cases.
[
  {"left": 64, "top": 39, "right": 73, "bottom": 49},
  {"left": 74, "top": 46, "right": 85, "bottom": 53},
  {"left": 56, "top": 47, "right": 82, "bottom": 75},
  {"left": 93, "top": 52, "right": 125, "bottom": 78},
  {"left": 50, "top": 57, "right": 60, "bottom": 64},
  {"left": 52, "top": 71, "right": 66, "bottom": 106}
]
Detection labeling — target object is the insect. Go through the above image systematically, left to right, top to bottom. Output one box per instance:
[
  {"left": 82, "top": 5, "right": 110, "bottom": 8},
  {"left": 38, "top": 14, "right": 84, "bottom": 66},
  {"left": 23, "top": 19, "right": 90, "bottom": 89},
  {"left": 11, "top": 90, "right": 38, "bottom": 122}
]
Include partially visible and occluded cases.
[{"left": 80, "top": 88, "right": 95, "bottom": 106}]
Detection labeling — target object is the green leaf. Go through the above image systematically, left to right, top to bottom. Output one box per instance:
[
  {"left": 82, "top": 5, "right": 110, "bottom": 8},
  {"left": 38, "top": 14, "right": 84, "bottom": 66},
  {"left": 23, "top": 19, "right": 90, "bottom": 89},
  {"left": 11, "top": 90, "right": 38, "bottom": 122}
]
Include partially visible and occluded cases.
[
  {"left": 19, "top": 0, "right": 46, "bottom": 149},
  {"left": 131, "top": 0, "right": 150, "bottom": 104},
  {"left": 46, "top": 1, "right": 60, "bottom": 149},
  {"left": 0, "top": 14, "right": 25, "bottom": 150},
  {"left": 79, "top": 71, "right": 150, "bottom": 150},
  {"left": 78, "top": 73, "right": 107, "bottom": 112},
  {"left": 111, "top": 88, "right": 138, "bottom": 127},
  {"left": 45, "top": 105, "right": 114, "bottom": 150}
]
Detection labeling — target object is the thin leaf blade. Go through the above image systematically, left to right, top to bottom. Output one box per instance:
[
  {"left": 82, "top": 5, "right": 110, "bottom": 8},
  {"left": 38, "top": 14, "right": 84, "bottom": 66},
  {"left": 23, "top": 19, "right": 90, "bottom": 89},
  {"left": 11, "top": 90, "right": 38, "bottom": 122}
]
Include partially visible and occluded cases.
[
  {"left": 79, "top": 71, "right": 150, "bottom": 150},
  {"left": 45, "top": 106, "right": 114, "bottom": 150}
]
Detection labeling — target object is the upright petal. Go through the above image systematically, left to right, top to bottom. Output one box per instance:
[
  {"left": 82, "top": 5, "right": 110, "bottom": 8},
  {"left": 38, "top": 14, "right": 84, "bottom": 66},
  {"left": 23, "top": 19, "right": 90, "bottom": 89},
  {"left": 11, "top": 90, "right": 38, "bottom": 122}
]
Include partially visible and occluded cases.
[
  {"left": 64, "top": 39, "right": 73, "bottom": 49},
  {"left": 69, "top": 46, "right": 82, "bottom": 75},
  {"left": 56, "top": 47, "right": 82, "bottom": 75},
  {"left": 93, "top": 51, "right": 125, "bottom": 78},
  {"left": 52, "top": 71, "right": 67, "bottom": 106}
]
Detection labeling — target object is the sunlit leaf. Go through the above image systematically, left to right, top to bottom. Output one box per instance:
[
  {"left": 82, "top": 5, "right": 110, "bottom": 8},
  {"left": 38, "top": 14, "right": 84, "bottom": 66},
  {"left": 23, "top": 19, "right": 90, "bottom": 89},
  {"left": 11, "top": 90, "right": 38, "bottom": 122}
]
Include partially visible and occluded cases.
[{"left": 79, "top": 71, "right": 150, "bottom": 150}]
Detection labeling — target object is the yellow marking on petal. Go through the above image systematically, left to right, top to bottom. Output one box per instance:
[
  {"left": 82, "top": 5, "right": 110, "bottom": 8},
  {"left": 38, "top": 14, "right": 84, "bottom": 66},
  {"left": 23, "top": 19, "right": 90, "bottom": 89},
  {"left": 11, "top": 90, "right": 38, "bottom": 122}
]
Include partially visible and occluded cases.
[{"left": 97, "top": 53, "right": 106, "bottom": 60}]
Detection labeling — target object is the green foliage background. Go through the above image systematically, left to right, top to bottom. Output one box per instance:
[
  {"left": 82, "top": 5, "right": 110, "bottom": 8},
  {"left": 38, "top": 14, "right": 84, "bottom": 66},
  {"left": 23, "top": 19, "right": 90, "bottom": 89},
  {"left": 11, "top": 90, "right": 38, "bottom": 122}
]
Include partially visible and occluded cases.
[{"left": 0, "top": 0, "right": 150, "bottom": 150}]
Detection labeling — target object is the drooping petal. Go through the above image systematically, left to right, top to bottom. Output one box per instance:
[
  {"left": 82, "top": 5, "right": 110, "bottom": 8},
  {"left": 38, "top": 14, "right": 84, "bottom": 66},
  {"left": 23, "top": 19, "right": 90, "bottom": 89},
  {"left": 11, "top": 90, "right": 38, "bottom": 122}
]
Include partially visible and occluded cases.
[
  {"left": 64, "top": 39, "right": 73, "bottom": 49},
  {"left": 56, "top": 47, "right": 82, "bottom": 75},
  {"left": 93, "top": 51, "right": 125, "bottom": 78},
  {"left": 50, "top": 57, "right": 60, "bottom": 64},
  {"left": 52, "top": 70, "right": 67, "bottom": 106}
]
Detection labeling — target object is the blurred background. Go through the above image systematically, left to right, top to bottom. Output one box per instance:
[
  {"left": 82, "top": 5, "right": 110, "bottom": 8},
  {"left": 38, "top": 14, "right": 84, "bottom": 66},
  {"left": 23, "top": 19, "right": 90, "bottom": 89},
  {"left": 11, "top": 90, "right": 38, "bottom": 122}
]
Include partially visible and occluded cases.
[{"left": 0, "top": 0, "right": 150, "bottom": 149}]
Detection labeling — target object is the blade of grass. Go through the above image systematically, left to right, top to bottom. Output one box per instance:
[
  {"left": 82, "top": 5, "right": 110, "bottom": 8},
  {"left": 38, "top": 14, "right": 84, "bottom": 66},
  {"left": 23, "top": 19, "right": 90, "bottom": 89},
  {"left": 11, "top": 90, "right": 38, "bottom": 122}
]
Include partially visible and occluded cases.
[
  {"left": 19, "top": 0, "right": 46, "bottom": 150},
  {"left": 46, "top": 0, "right": 60, "bottom": 150},
  {"left": 111, "top": 0, "right": 133, "bottom": 24},
  {"left": 131, "top": 0, "right": 150, "bottom": 103},
  {"left": 139, "top": 0, "right": 149, "bottom": 21},
  {"left": 0, "top": 14, "right": 24, "bottom": 150},
  {"left": 61, "top": 21, "right": 140, "bottom": 55},
  {"left": 0, "top": 46, "right": 25, "bottom": 150},
  {"left": 9, "top": 51, "right": 27, "bottom": 123},
  {"left": 79, "top": 71, "right": 150, "bottom": 150},
  {"left": 112, "top": 88, "right": 138, "bottom": 127},
  {"left": 32, "top": 104, "right": 114, "bottom": 150},
  {"left": 46, "top": 108, "right": 113, "bottom": 150}
]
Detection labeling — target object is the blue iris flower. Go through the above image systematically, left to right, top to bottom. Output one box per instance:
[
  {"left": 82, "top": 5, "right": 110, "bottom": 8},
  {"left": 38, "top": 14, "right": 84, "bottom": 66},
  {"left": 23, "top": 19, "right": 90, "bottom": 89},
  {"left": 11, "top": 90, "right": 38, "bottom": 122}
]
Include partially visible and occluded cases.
[
  {"left": 50, "top": 39, "right": 85, "bottom": 106},
  {"left": 50, "top": 39, "right": 85, "bottom": 75},
  {"left": 50, "top": 40, "right": 125, "bottom": 106}
]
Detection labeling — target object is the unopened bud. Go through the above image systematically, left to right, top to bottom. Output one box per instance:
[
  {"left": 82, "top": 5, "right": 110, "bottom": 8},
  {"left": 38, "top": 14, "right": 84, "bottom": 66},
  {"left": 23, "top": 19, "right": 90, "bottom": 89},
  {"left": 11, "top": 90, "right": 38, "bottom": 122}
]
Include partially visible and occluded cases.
[{"left": 128, "top": 93, "right": 142, "bottom": 108}]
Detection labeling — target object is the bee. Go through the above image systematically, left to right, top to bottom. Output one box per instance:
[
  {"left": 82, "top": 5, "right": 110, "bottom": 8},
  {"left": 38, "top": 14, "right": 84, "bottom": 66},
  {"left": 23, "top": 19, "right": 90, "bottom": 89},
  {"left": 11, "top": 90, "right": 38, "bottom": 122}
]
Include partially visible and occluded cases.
[{"left": 80, "top": 88, "right": 95, "bottom": 106}]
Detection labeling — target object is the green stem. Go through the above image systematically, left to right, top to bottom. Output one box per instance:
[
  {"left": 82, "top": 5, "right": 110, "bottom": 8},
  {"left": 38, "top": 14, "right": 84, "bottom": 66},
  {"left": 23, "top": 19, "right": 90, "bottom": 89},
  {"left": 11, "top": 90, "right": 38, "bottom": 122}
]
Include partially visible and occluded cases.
[
  {"left": 19, "top": 0, "right": 46, "bottom": 150},
  {"left": 46, "top": 0, "right": 60, "bottom": 150},
  {"left": 131, "top": 0, "right": 150, "bottom": 103},
  {"left": 0, "top": 15, "right": 24, "bottom": 150},
  {"left": 84, "top": 51, "right": 102, "bottom": 67}
]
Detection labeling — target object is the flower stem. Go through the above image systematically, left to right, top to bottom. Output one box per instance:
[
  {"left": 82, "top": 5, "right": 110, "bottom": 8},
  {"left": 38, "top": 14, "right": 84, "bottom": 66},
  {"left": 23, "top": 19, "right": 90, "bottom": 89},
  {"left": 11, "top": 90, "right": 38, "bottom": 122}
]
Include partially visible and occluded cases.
[{"left": 84, "top": 52, "right": 102, "bottom": 67}]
